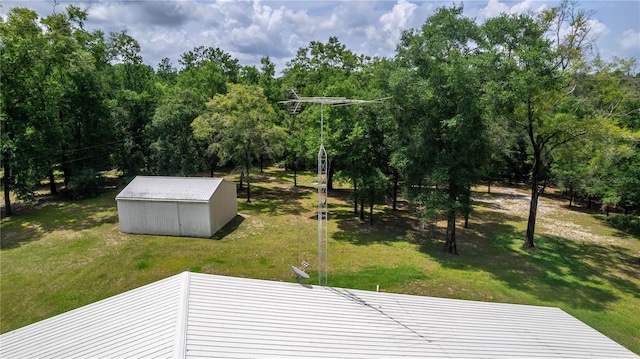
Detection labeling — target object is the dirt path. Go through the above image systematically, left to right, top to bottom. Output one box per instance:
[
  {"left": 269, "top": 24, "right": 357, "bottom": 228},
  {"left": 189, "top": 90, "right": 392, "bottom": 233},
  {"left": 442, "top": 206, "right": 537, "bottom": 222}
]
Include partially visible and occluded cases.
[{"left": 478, "top": 186, "right": 620, "bottom": 244}]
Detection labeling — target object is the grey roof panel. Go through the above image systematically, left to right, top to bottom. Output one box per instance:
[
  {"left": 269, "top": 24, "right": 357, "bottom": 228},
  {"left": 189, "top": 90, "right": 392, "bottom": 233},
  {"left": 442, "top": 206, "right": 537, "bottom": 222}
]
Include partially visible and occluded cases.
[
  {"left": 115, "top": 176, "right": 225, "bottom": 202},
  {"left": 1, "top": 272, "right": 637, "bottom": 359}
]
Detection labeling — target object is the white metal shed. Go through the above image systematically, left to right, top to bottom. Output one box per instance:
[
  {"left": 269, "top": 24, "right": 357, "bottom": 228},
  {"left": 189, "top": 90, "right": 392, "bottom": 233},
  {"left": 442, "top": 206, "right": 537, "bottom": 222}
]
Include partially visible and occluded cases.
[
  {"left": 115, "top": 176, "right": 237, "bottom": 238},
  {"left": 1, "top": 272, "right": 638, "bottom": 359}
]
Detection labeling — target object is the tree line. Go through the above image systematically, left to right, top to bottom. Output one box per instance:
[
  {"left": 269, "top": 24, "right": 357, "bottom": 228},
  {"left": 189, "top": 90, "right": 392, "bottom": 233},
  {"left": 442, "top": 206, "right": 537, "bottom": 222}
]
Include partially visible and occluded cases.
[{"left": 2, "top": 2, "right": 638, "bottom": 252}]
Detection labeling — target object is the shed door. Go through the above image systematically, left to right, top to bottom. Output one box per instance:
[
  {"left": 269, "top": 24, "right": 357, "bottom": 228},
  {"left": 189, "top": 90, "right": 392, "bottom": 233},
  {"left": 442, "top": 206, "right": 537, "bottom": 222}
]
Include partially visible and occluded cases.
[{"left": 177, "top": 202, "right": 211, "bottom": 237}]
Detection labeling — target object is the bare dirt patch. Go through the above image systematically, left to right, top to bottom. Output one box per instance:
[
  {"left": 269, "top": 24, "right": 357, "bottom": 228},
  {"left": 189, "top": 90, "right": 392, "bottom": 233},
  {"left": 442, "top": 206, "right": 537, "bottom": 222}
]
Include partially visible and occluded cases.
[{"left": 478, "top": 186, "right": 619, "bottom": 244}]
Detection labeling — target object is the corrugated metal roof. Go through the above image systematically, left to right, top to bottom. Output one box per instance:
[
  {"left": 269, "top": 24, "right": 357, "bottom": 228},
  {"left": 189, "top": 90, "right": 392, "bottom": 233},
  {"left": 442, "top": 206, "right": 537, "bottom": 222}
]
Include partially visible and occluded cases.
[
  {"left": 115, "top": 176, "right": 226, "bottom": 202},
  {"left": 2, "top": 272, "right": 638, "bottom": 359},
  {"left": 0, "top": 273, "right": 182, "bottom": 359}
]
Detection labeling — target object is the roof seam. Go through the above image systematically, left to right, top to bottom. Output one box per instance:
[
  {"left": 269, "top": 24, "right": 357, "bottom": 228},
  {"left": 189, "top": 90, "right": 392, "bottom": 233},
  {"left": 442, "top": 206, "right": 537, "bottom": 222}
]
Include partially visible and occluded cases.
[
  {"left": 173, "top": 272, "right": 191, "bottom": 359},
  {"left": 324, "top": 287, "right": 442, "bottom": 348}
]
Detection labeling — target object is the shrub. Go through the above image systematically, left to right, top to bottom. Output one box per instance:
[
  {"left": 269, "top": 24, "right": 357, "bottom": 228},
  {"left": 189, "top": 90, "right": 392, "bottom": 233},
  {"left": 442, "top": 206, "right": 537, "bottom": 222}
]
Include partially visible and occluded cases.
[
  {"left": 62, "top": 169, "right": 105, "bottom": 199},
  {"left": 605, "top": 215, "right": 640, "bottom": 238}
]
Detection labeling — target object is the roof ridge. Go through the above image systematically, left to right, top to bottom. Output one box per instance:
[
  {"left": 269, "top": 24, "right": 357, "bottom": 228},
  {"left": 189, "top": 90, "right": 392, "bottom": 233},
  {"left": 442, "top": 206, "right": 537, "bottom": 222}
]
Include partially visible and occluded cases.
[{"left": 172, "top": 272, "right": 191, "bottom": 359}]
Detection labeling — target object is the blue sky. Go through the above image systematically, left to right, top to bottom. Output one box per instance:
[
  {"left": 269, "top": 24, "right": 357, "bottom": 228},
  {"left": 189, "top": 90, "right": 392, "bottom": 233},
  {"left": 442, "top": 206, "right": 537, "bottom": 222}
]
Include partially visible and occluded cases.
[{"left": 3, "top": 0, "right": 639, "bottom": 74}]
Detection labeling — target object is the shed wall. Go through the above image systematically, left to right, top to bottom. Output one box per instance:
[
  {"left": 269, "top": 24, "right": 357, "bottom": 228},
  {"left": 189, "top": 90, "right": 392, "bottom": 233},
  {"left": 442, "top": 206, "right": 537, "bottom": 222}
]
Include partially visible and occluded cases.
[
  {"left": 209, "top": 180, "right": 238, "bottom": 235},
  {"left": 118, "top": 200, "right": 212, "bottom": 237},
  {"left": 118, "top": 200, "right": 181, "bottom": 236},
  {"left": 178, "top": 202, "right": 212, "bottom": 237}
]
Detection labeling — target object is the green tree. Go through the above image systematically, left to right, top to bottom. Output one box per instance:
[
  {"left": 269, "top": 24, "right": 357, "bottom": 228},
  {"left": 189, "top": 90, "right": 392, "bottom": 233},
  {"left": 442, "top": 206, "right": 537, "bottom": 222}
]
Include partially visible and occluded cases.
[
  {"left": 481, "top": 2, "right": 600, "bottom": 249},
  {"left": 395, "top": 5, "right": 488, "bottom": 254},
  {"left": 1, "top": 6, "right": 114, "bottom": 208},
  {"left": 0, "top": 8, "right": 46, "bottom": 214},
  {"left": 103, "top": 31, "right": 158, "bottom": 177},
  {"left": 281, "top": 37, "right": 369, "bottom": 191},
  {"left": 176, "top": 46, "right": 239, "bottom": 100},
  {"left": 157, "top": 57, "right": 177, "bottom": 84},
  {"left": 239, "top": 65, "right": 260, "bottom": 85},
  {"left": 192, "top": 84, "right": 285, "bottom": 202},
  {"left": 149, "top": 89, "right": 205, "bottom": 175}
]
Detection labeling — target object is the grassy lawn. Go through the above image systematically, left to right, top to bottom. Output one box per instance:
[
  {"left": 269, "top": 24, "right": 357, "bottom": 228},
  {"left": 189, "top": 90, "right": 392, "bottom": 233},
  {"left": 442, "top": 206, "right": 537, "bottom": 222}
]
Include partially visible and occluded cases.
[{"left": 1, "top": 167, "right": 639, "bottom": 354}]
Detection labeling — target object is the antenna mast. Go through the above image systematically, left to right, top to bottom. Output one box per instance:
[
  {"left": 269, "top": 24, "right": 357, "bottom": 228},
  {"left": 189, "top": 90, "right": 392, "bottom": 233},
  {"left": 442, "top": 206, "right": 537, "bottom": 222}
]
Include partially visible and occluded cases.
[{"left": 280, "top": 92, "right": 389, "bottom": 286}]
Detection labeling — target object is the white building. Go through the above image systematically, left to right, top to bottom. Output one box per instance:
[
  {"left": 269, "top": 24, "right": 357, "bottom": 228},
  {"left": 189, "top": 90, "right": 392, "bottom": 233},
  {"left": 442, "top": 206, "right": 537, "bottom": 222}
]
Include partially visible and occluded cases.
[
  {"left": 116, "top": 176, "right": 237, "bottom": 238},
  {"left": 1, "top": 272, "right": 637, "bottom": 358}
]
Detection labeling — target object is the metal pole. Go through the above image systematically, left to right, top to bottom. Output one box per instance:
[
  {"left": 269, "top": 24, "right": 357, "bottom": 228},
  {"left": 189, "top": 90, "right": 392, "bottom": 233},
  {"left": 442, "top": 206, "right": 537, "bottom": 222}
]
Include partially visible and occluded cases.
[
  {"left": 277, "top": 94, "right": 389, "bottom": 286},
  {"left": 318, "top": 104, "right": 328, "bottom": 286}
]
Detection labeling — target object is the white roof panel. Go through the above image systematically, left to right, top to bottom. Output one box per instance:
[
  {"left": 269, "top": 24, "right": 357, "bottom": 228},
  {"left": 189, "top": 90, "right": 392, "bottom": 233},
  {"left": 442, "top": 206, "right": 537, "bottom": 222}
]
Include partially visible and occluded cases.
[
  {"left": 115, "top": 176, "right": 225, "bottom": 202},
  {"left": 1, "top": 272, "right": 637, "bottom": 359},
  {"left": 1, "top": 274, "right": 182, "bottom": 359}
]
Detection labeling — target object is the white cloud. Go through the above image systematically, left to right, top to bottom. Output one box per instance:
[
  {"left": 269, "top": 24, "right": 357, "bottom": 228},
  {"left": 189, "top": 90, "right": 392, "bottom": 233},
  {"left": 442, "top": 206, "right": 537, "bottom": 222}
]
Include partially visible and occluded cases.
[
  {"left": 1, "top": 0, "right": 635, "bottom": 72},
  {"left": 379, "top": 0, "right": 418, "bottom": 50},
  {"left": 380, "top": 0, "right": 417, "bottom": 33},
  {"left": 474, "top": 0, "right": 548, "bottom": 21},
  {"left": 479, "top": 0, "right": 509, "bottom": 19},
  {"left": 510, "top": 0, "right": 548, "bottom": 15},
  {"left": 587, "top": 19, "right": 610, "bottom": 39},
  {"left": 620, "top": 29, "right": 640, "bottom": 51}
]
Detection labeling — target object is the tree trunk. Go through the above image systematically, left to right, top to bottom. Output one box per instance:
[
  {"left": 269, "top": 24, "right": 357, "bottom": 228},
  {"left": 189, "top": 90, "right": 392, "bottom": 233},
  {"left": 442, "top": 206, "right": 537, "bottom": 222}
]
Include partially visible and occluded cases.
[
  {"left": 523, "top": 100, "right": 539, "bottom": 250},
  {"left": 260, "top": 155, "right": 264, "bottom": 173},
  {"left": 2, "top": 160, "right": 12, "bottom": 216},
  {"left": 327, "top": 160, "right": 334, "bottom": 190},
  {"left": 210, "top": 162, "right": 215, "bottom": 177},
  {"left": 63, "top": 166, "right": 71, "bottom": 188},
  {"left": 246, "top": 166, "right": 251, "bottom": 203},
  {"left": 293, "top": 166, "right": 297, "bottom": 187},
  {"left": 524, "top": 168, "right": 539, "bottom": 250},
  {"left": 49, "top": 169, "right": 57, "bottom": 195},
  {"left": 239, "top": 170, "right": 244, "bottom": 191},
  {"left": 392, "top": 170, "right": 399, "bottom": 210},
  {"left": 353, "top": 180, "right": 358, "bottom": 215},
  {"left": 444, "top": 185, "right": 458, "bottom": 255},
  {"left": 463, "top": 185, "right": 471, "bottom": 229},
  {"left": 569, "top": 193, "right": 573, "bottom": 207},
  {"left": 359, "top": 198, "right": 364, "bottom": 221},
  {"left": 369, "top": 201, "right": 374, "bottom": 225},
  {"left": 444, "top": 207, "right": 458, "bottom": 254}
]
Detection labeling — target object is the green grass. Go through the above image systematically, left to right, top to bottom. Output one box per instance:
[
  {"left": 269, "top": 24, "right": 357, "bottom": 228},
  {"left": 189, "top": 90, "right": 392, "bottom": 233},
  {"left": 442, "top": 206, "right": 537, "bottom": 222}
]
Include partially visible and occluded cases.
[{"left": 1, "top": 168, "right": 639, "bottom": 354}]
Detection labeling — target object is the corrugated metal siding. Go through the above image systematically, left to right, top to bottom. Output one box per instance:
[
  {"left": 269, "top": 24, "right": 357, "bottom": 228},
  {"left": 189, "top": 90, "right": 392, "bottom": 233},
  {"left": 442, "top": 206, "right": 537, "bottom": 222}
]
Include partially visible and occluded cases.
[
  {"left": 116, "top": 176, "right": 222, "bottom": 202},
  {"left": 116, "top": 176, "right": 237, "bottom": 238},
  {"left": 209, "top": 180, "right": 238, "bottom": 234},
  {"left": 118, "top": 200, "right": 181, "bottom": 236},
  {"left": 178, "top": 202, "right": 211, "bottom": 237},
  {"left": 0, "top": 274, "right": 183, "bottom": 359}
]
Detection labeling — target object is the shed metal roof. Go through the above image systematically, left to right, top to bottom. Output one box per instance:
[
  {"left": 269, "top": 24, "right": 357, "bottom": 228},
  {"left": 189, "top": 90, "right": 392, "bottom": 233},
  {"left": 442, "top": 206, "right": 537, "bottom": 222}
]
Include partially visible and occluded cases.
[
  {"left": 115, "top": 176, "right": 226, "bottom": 202},
  {"left": 1, "top": 272, "right": 637, "bottom": 359}
]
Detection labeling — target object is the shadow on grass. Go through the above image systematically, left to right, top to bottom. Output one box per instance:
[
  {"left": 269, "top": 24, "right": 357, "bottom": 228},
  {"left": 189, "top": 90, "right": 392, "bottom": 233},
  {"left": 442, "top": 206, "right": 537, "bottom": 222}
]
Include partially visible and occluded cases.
[
  {"left": 250, "top": 168, "right": 303, "bottom": 185},
  {"left": 237, "top": 184, "right": 313, "bottom": 216},
  {"left": 1, "top": 195, "right": 118, "bottom": 250},
  {"left": 332, "top": 206, "right": 419, "bottom": 246},
  {"left": 211, "top": 214, "right": 246, "bottom": 240},
  {"left": 593, "top": 214, "right": 640, "bottom": 239},
  {"left": 421, "top": 218, "right": 640, "bottom": 311}
]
